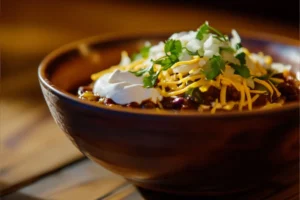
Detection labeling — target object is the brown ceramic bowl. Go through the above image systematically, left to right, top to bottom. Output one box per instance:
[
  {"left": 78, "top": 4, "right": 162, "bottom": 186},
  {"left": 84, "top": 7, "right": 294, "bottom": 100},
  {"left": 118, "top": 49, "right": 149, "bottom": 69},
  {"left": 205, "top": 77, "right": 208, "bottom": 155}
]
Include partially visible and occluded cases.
[{"left": 38, "top": 30, "right": 299, "bottom": 195}]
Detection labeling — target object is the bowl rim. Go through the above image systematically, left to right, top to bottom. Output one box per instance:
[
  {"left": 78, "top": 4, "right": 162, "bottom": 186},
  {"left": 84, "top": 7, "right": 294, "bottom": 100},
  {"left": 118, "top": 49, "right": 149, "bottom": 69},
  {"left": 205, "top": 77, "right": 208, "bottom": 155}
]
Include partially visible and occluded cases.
[{"left": 38, "top": 29, "right": 300, "bottom": 118}]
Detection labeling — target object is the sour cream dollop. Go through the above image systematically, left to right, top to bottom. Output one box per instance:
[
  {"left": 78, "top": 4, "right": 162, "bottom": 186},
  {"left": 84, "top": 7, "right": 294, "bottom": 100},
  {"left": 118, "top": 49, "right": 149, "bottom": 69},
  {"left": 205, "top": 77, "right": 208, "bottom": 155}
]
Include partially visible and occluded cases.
[{"left": 93, "top": 69, "right": 162, "bottom": 105}]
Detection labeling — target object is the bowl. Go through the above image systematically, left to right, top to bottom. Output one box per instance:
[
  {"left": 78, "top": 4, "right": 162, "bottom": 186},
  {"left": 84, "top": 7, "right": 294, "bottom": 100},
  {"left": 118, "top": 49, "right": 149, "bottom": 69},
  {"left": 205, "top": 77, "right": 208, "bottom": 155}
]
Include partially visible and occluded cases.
[{"left": 38, "top": 30, "right": 299, "bottom": 195}]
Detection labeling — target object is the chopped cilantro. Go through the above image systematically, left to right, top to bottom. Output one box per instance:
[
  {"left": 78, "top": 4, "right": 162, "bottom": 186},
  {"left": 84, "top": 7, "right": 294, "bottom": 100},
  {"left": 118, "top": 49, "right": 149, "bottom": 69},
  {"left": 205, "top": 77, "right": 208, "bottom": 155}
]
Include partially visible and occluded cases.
[
  {"left": 196, "top": 22, "right": 228, "bottom": 42},
  {"left": 196, "top": 23, "right": 209, "bottom": 40},
  {"left": 209, "top": 26, "right": 227, "bottom": 41},
  {"left": 132, "top": 39, "right": 182, "bottom": 88},
  {"left": 152, "top": 39, "right": 182, "bottom": 71},
  {"left": 164, "top": 39, "right": 182, "bottom": 57},
  {"left": 236, "top": 43, "right": 242, "bottom": 50},
  {"left": 140, "top": 46, "right": 150, "bottom": 58},
  {"left": 183, "top": 47, "right": 198, "bottom": 56},
  {"left": 219, "top": 47, "right": 235, "bottom": 53},
  {"left": 227, "top": 52, "right": 250, "bottom": 78},
  {"left": 235, "top": 52, "right": 246, "bottom": 65},
  {"left": 203, "top": 55, "right": 225, "bottom": 80},
  {"left": 152, "top": 57, "right": 173, "bottom": 70},
  {"left": 229, "top": 63, "right": 250, "bottom": 78},
  {"left": 130, "top": 65, "right": 160, "bottom": 88},
  {"left": 143, "top": 66, "right": 160, "bottom": 88},
  {"left": 130, "top": 67, "right": 149, "bottom": 77},
  {"left": 256, "top": 69, "right": 276, "bottom": 80},
  {"left": 256, "top": 74, "right": 269, "bottom": 80},
  {"left": 254, "top": 83, "right": 269, "bottom": 94},
  {"left": 185, "top": 87, "right": 195, "bottom": 96},
  {"left": 185, "top": 88, "right": 203, "bottom": 103}
]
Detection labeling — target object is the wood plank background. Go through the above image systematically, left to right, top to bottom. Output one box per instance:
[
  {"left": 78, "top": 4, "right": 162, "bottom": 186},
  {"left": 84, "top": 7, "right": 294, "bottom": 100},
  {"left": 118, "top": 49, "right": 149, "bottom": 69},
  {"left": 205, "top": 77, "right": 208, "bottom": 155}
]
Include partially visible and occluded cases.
[
  {"left": 0, "top": 0, "right": 299, "bottom": 199},
  {"left": 0, "top": 100, "right": 83, "bottom": 194},
  {"left": 3, "top": 159, "right": 298, "bottom": 200},
  {"left": 2, "top": 160, "right": 126, "bottom": 200}
]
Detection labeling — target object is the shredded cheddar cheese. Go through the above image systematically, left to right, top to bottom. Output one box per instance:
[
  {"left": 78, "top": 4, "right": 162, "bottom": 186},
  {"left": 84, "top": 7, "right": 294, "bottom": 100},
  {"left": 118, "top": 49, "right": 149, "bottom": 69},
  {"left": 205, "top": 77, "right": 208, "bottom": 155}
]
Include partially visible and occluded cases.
[
  {"left": 88, "top": 23, "right": 294, "bottom": 113},
  {"left": 91, "top": 49, "right": 289, "bottom": 112},
  {"left": 171, "top": 57, "right": 200, "bottom": 69},
  {"left": 221, "top": 76, "right": 241, "bottom": 91},
  {"left": 269, "top": 77, "right": 284, "bottom": 84},
  {"left": 254, "top": 78, "right": 274, "bottom": 96},
  {"left": 243, "top": 79, "right": 252, "bottom": 111},
  {"left": 268, "top": 81, "right": 281, "bottom": 97},
  {"left": 220, "top": 85, "right": 227, "bottom": 105},
  {"left": 239, "top": 86, "right": 245, "bottom": 111},
  {"left": 249, "top": 90, "right": 267, "bottom": 94},
  {"left": 251, "top": 94, "right": 260, "bottom": 104},
  {"left": 211, "top": 99, "right": 221, "bottom": 114},
  {"left": 223, "top": 101, "right": 236, "bottom": 111},
  {"left": 262, "top": 102, "right": 283, "bottom": 110}
]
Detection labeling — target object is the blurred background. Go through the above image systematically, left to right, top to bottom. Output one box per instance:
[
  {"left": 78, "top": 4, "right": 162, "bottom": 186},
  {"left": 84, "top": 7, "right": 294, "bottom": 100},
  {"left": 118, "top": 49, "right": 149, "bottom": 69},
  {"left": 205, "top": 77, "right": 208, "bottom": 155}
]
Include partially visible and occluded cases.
[
  {"left": 0, "top": 0, "right": 299, "bottom": 197},
  {"left": 1, "top": 0, "right": 299, "bottom": 102}
]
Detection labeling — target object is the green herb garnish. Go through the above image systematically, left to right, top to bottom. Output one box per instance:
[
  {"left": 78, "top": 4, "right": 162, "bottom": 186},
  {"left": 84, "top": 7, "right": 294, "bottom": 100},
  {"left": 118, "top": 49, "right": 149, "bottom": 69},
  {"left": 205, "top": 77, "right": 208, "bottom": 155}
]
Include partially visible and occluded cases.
[
  {"left": 196, "top": 22, "right": 228, "bottom": 42},
  {"left": 196, "top": 23, "right": 210, "bottom": 40},
  {"left": 131, "top": 39, "right": 182, "bottom": 88},
  {"left": 152, "top": 39, "right": 182, "bottom": 70},
  {"left": 164, "top": 39, "right": 182, "bottom": 57},
  {"left": 236, "top": 43, "right": 242, "bottom": 50},
  {"left": 131, "top": 45, "right": 151, "bottom": 61},
  {"left": 140, "top": 46, "right": 151, "bottom": 58},
  {"left": 183, "top": 47, "right": 198, "bottom": 56},
  {"left": 219, "top": 47, "right": 235, "bottom": 53},
  {"left": 228, "top": 52, "right": 250, "bottom": 78},
  {"left": 235, "top": 52, "right": 246, "bottom": 65},
  {"left": 203, "top": 55, "right": 225, "bottom": 80},
  {"left": 152, "top": 57, "right": 173, "bottom": 70},
  {"left": 229, "top": 63, "right": 250, "bottom": 78},
  {"left": 131, "top": 65, "right": 160, "bottom": 88},
  {"left": 143, "top": 66, "right": 160, "bottom": 88},
  {"left": 130, "top": 67, "right": 150, "bottom": 77},
  {"left": 256, "top": 69, "right": 276, "bottom": 80},
  {"left": 254, "top": 83, "right": 269, "bottom": 94},
  {"left": 185, "top": 88, "right": 203, "bottom": 103}
]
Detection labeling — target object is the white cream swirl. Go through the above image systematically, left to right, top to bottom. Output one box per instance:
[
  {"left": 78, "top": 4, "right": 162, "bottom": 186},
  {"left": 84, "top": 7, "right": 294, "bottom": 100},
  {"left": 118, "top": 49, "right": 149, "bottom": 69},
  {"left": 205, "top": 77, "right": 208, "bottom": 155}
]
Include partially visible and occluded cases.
[{"left": 93, "top": 69, "right": 162, "bottom": 105}]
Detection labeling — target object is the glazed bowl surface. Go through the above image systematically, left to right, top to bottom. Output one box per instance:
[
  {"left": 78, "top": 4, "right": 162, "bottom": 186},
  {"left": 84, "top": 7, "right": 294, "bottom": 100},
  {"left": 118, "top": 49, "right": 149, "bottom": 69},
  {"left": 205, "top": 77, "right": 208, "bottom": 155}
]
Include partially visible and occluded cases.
[{"left": 38, "top": 30, "right": 299, "bottom": 195}]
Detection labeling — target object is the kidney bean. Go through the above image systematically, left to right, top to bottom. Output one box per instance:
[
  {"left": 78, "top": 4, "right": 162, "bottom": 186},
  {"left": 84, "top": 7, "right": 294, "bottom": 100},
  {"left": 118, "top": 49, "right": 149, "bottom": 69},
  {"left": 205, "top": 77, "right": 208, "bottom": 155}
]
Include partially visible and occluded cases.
[
  {"left": 277, "top": 82, "right": 300, "bottom": 102},
  {"left": 202, "top": 86, "right": 220, "bottom": 105},
  {"left": 226, "top": 86, "right": 240, "bottom": 101},
  {"left": 161, "top": 97, "right": 174, "bottom": 109},
  {"left": 172, "top": 97, "right": 185, "bottom": 109},
  {"left": 182, "top": 97, "right": 199, "bottom": 110},
  {"left": 104, "top": 98, "right": 116, "bottom": 105},
  {"left": 127, "top": 102, "right": 140, "bottom": 108}
]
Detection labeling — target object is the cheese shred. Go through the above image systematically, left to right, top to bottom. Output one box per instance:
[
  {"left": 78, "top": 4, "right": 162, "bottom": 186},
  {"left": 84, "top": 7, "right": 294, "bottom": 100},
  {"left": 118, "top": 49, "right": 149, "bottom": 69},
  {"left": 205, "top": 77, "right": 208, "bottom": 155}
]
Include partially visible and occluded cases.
[
  {"left": 88, "top": 29, "right": 294, "bottom": 113},
  {"left": 254, "top": 78, "right": 274, "bottom": 96},
  {"left": 243, "top": 79, "right": 252, "bottom": 111},
  {"left": 268, "top": 80, "right": 281, "bottom": 97},
  {"left": 220, "top": 85, "right": 227, "bottom": 105},
  {"left": 239, "top": 86, "right": 245, "bottom": 111},
  {"left": 211, "top": 99, "right": 220, "bottom": 114}
]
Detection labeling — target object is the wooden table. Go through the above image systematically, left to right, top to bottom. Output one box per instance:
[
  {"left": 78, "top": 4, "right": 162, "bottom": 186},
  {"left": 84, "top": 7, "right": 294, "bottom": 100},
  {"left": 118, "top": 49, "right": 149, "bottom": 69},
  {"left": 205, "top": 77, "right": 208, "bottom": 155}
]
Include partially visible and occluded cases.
[
  {"left": 1, "top": 1, "right": 299, "bottom": 199},
  {"left": 2, "top": 159, "right": 299, "bottom": 200}
]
